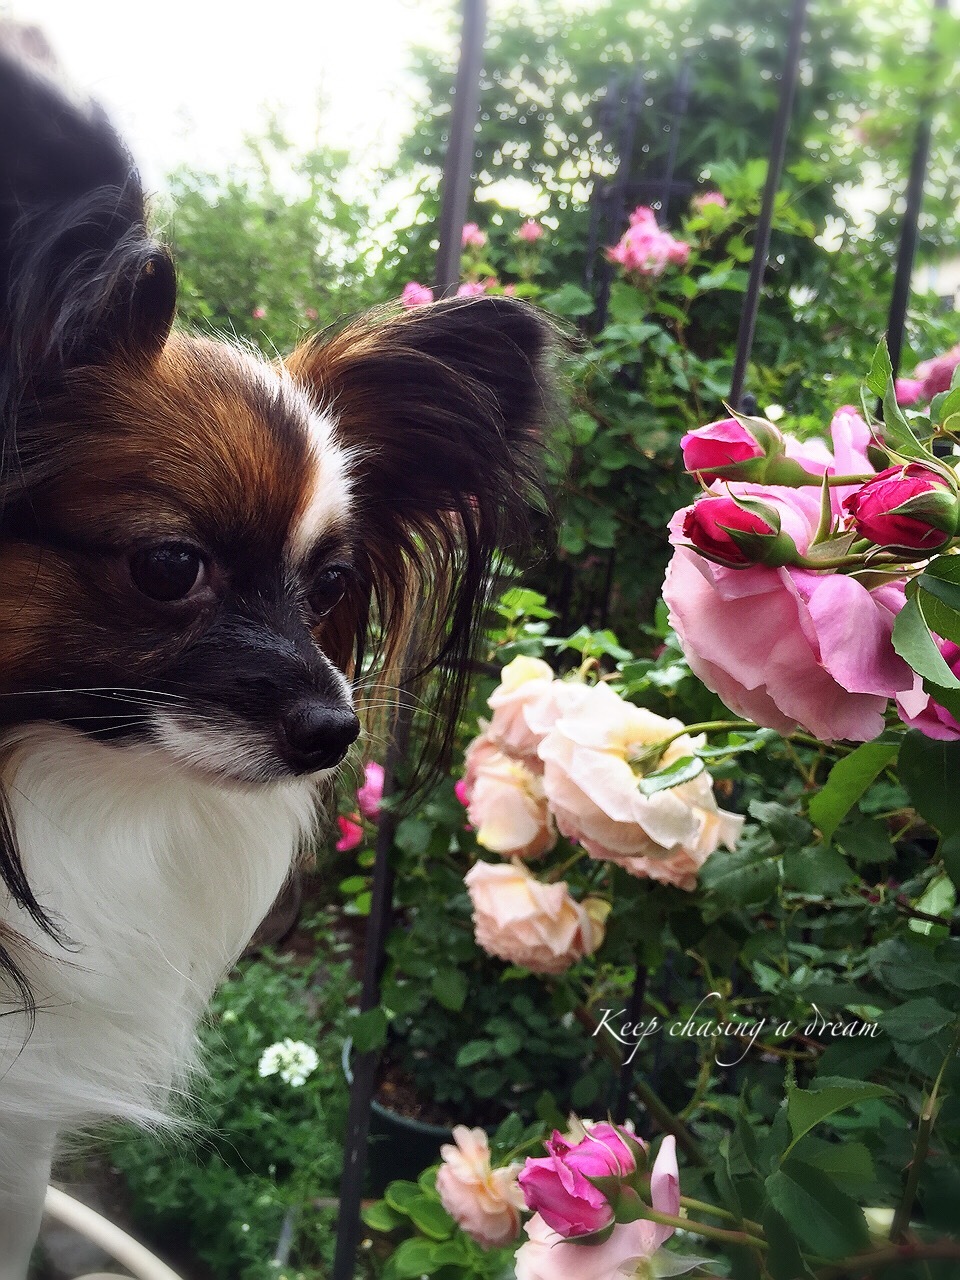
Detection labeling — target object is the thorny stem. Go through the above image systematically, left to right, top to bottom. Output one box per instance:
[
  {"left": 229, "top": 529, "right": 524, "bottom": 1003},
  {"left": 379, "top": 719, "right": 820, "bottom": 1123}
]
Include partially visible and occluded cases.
[
  {"left": 679, "top": 1194, "right": 763, "bottom": 1237},
  {"left": 816, "top": 1241, "right": 960, "bottom": 1278}
]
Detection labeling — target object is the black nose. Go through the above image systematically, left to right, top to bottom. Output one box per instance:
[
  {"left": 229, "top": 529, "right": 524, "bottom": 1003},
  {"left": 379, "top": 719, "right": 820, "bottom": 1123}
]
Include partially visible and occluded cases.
[{"left": 278, "top": 699, "right": 360, "bottom": 773}]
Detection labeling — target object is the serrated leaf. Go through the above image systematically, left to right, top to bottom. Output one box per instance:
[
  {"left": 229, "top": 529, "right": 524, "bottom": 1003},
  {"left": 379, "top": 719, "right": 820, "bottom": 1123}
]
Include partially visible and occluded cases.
[
  {"left": 866, "top": 340, "right": 893, "bottom": 398},
  {"left": 893, "top": 596, "right": 960, "bottom": 688},
  {"left": 899, "top": 731, "right": 960, "bottom": 837},
  {"left": 808, "top": 739, "right": 899, "bottom": 842},
  {"left": 637, "top": 754, "right": 705, "bottom": 795},
  {"left": 431, "top": 968, "right": 467, "bottom": 1012},
  {"left": 881, "top": 997, "right": 955, "bottom": 1042},
  {"left": 786, "top": 1081, "right": 893, "bottom": 1153},
  {"left": 765, "top": 1160, "right": 869, "bottom": 1258},
  {"left": 762, "top": 1203, "right": 813, "bottom": 1279}
]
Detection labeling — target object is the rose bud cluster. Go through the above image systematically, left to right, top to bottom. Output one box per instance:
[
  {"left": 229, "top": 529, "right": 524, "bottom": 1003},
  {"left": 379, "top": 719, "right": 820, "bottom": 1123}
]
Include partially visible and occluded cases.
[{"left": 844, "top": 463, "right": 959, "bottom": 553}]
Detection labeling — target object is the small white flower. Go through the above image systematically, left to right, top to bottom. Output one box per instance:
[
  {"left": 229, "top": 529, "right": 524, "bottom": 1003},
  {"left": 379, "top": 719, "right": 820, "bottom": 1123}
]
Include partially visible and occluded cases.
[
  {"left": 765, "top": 403, "right": 785, "bottom": 421},
  {"left": 257, "top": 1038, "right": 320, "bottom": 1086}
]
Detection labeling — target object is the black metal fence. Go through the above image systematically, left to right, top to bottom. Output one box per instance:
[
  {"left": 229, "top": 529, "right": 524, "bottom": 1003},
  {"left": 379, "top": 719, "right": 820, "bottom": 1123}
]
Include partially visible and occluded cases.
[{"left": 331, "top": 0, "right": 947, "bottom": 1271}]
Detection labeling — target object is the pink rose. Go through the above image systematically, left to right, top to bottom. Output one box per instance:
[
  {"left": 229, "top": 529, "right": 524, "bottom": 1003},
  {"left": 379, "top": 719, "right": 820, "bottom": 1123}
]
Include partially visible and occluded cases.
[
  {"left": 692, "top": 190, "right": 727, "bottom": 210},
  {"left": 518, "top": 219, "right": 544, "bottom": 243},
  {"left": 461, "top": 222, "right": 487, "bottom": 249},
  {"left": 666, "top": 238, "right": 691, "bottom": 266},
  {"left": 456, "top": 280, "right": 488, "bottom": 298},
  {"left": 401, "top": 281, "right": 434, "bottom": 308},
  {"left": 252, "top": 306, "right": 266, "bottom": 319},
  {"left": 304, "top": 306, "right": 318, "bottom": 321},
  {"left": 917, "top": 342, "right": 960, "bottom": 398},
  {"left": 896, "top": 377, "right": 924, "bottom": 406},
  {"left": 681, "top": 417, "right": 769, "bottom": 481},
  {"left": 844, "top": 464, "right": 958, "bottom": 551},
  {"left": 681, "top": 495, "right": 781, "bottom": 567},
  {"left": 663, "top": 549, "right": 914, "bottom": 741},
  {"left": 897, "top": 641, "right": 960, "bottom": 740},
  {"left": 485, "top": 655, "right": 557, "bottom": 765},
  {"left": 537, "top": 682, "right": 743, "bottom": 875},
  {"left": 461, "top": 738, "right": 556, "bottom": 859},
  {"left": 356, "top": 761, "right": 385, "bottom": 820},
  {"left": 454, "top": 778, "right": 470, "bottom": 806},
  {"left": 336, "top": 814, "right": 363, "bottom": 852},
  {"left": 465, "top": 861, "right": 604, "bottom": 974},
  {"left": 519, "top": 1124, "right": 636, "bottom": 1237},
  {"left": 436, "top": 1125, "right": 524, "bottom": 1248},
  {"left": 514, "top": 1137, "right": 680, "bottom": 1280}
]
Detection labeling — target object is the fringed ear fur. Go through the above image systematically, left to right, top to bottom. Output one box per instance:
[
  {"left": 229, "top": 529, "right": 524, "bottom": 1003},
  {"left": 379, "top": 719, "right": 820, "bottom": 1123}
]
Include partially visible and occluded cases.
[{"left": 286, "top": 295, "right": 557, "bottom": 790}]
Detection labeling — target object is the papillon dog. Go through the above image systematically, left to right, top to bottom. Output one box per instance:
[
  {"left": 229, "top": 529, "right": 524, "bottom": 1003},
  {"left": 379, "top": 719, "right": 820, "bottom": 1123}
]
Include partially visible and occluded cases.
[{"left": 0, "top": 31, "right": 551, "bottom": 1276}]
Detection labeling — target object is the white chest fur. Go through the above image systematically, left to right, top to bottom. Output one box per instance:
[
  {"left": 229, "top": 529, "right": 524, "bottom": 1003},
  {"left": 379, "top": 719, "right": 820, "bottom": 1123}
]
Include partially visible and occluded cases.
[{"left": 0, "top": 725, "right": 318, "bottom": 1137}]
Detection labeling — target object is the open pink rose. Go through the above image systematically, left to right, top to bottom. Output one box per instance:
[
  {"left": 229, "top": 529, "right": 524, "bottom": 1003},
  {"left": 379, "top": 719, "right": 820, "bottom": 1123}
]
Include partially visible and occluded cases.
[
  {"left": 606, "top": 206, "right": 689, "bottom": 277},
  {"left": 518, "top": 219, "right": 544, "bottom": 243},
  {"left": 461, "top": 222, "right": 487, "bottom": 249},
  {"left": 457, "top": 280, "right": 488, "bottom": 297},
  {"left": 401, "top": 281, "right": 434, "bottom": 308},
  {"left": 916, "top": 342, "right": 960, "bottom": 398},
  {"left": 664, "top": 549, "right": 913, "bottom": 741},
  {"left": 897, "top": 642, "right": 960, "bottom": 740},
  {"left": 537, "top": 681, "right": 743, "bottom": 872},
  {"left": 461, "top": 737, "right": 556, "bottom": 859},
  {"left": 356, "top": 761, "right": 384, "bottom": 820},
  {"left": 336, "top": 815, "right": 363, "bottom": 852},
  {"left": 465, "top": 861, "right": 604, "bottom": 974},
  {"left": 519, "top": 1124, "right": 636, "bottom": 1236},
  {"left": 437, "top": 1125, "right": 524, "bottom": 1248},
  {"left": 514, "top": 1137, "right": 680, "bottom": 1280}
]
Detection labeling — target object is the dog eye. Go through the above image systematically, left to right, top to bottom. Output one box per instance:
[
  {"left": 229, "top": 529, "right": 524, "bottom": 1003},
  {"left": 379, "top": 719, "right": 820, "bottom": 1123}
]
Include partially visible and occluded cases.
[
  {"left": 130, "top": 543, "right": 207, "bottom": 602},
  {"left": 309, "top": 566, "right": 349, "bottom": 618}
]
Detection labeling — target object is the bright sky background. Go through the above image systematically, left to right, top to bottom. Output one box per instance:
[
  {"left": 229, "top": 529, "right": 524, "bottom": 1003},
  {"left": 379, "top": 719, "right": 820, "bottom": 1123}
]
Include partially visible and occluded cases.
[{"left": 2, "top": 0, "right": 456, "bottom": 188}]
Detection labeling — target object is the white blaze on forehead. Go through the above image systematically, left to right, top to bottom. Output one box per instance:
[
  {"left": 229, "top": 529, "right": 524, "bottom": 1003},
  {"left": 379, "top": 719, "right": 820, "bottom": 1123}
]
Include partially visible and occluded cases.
[{"left": 287, "top": 407, "right": 354, "bottom": 561}]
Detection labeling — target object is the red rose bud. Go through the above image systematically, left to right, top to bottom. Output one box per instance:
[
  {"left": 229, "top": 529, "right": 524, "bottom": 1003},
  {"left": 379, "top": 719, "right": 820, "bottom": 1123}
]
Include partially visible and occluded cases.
[
  {"left": 681, "top": 416, "right": 784, "bottom": 482},
  {"left": 844, "top": 464, "right": 959, "bottom": 551},
  {"left": 682, "top": 495, "right": 799, "bottom": 568}
]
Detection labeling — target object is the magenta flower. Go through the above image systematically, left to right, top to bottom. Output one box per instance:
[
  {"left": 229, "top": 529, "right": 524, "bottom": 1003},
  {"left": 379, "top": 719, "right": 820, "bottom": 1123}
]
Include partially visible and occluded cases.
[
  {"left": 605, "top": 206, "right": 690, "bottom": 277},
  {"left": 518, "top": 219, "right": 544, "bottom": 243},
  {"left": 461, "top": 222, "right": 487, "bottom": 249},
  {"left": 457, "top": 281, "right": 487, "bottom": 298},
  {"left": 401, "top": 282, "right": 434, "bottom": 308},
  {"left": 252, "top": 306, "right": 267, "bottom": 319},
  {"left": 916, "top": 342, "right": 960, "bottom": 398},
  {"left": 895, "top": 377, "right": 924, "bottom": 406},
  {"left": 681, "top": 417, "right": 770, "bottom": 481},
  {"left": 844, "top": 464, "right": 958, "bottom": 551},
  {"left": 681, "top": 496, "right": 780, "bottom": 568},
  {"left": 356, "top": 762, "right": 385, "bottom": 820},
  {"left": 336, "top": 815, "right": 363, "bottom": 852},
  {"left": 519, "top": 1124, "right": 636, "bottom": 1238}
]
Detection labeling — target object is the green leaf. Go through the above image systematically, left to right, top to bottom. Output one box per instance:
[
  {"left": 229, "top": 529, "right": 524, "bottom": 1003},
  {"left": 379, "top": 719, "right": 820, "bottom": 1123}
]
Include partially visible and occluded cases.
[
  {"left": 542, "top": 282, "right": 594, "bottom": 317},
  {"left": 866, "top": 339, "right": 893, "bottom": 398},
  {"left": 892, "top": 596, "right": 960, "bottom": 688},
  {"left": 899, "top": 731, "right": 960, "bottom": 837},
  {"left": 808, "top": 739, "right": 899, "bottom": 842},
  {"left": 637, "top": 754, "right": 705, "bottom": 795},
  {"left": 782, "top": 844, "right": 854, "bottom": 894},
  {"left": 431, "top": 968, "right": 467, "bottom": 1012},
  {"left": 881, "top": 997, "right": 955, "bottom": 1043},
  {"left": 351, "top": 1006, "right": 387, "bottom": 1052},
  {"left": 456, "top": 1039, "right": 494, "bottom": 1068},
  {"left": 785, "top": 1081, "right": 893, "bottom": 1153},
  {"left": 765, "top": 1160, "right": 869, "bottom": 1258},
  {"left": 384, "top": 1180, "right": 424, "bottom": 1213},
  {"left": 406, "top": 1195, "right": 454, "bottom": 1240},
  {"left": 362, "top": 1200, "right": 401, "bottom": 1232},
  {"left": 762, "top": 1203, "right": 813, "bottom": 1280},
  {"left": 388, "top": 1236, "right": 446, "bottom": 1277}
]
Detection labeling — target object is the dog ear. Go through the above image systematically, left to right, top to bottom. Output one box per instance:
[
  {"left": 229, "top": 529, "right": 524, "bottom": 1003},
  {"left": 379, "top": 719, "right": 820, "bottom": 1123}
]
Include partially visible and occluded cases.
[
  {"left": 0, "top": 38, "right": 176, "bottom": 443},
  {"left": 286, "top": 295, "right": 556, "bottom": 785}
]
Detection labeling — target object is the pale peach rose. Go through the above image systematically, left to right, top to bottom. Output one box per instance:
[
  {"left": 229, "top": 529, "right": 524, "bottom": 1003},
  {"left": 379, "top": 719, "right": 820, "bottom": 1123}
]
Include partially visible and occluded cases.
[
  {"left": 486, "top": 655, "right": 557, "bottom": 764},
  {"left": 537, "top": 681, "right": 742, "bottom": 886},
  {"left": 462, "top": 740, "right": 556, "bottom": 859},
  {"left": 465, "top": 861, "right": 605, "bottom": 974},
  {"left": 436, "top": 1125, "right": 524, "bottom": 1248}
]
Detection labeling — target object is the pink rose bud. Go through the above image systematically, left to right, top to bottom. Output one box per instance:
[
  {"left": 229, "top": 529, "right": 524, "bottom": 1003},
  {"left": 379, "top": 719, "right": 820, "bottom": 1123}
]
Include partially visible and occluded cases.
[
  {"left": 692, "top": 190, "right": 727, "bottom": 210},
  {"left": 518, "top": 219, "right": 544, "bottom": 243},
  {"left": 461, "top": 222, "right": 487, "bottom": 249},
  {"left": 457, "top": 280, "right": 488, "bottom": 298},
  {"left": 401, "top": 281, "right": 434, "bottom": 308},
  {"left": 252, "top": 306, "right": 266, "bottom": 319},
  {"left": 916, "top": 342, "right": 960, "bottom": 398},
  {"left": 895, "top": 377, "right": 924, "bottom": 406},
  {"left": 681, "top": 417, "right": 778, "bottom": 481},
  {"left": 844, "top": 464, "right": 959, "bottom": 551},
  {"left": 681, "top": 495, "right": 797, "bottom": 568},
  {"left": 356, "top": 761, "right": 384, "bottom": 820},
  {"left": 335, "top": 814, "right": 363, "bottom": 852},
  {"left": 519, "top": 1126, "right": 634, "bottom": 1238}
]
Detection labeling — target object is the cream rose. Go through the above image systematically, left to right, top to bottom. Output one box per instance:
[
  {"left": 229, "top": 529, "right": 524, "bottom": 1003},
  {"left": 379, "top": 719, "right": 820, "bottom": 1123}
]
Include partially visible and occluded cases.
[
  {"left": 485, "top": 655, "right": 557, "bottom": 766},
  {"left": 537, "top": 681, "right": 742, "bottom": 886},
  {"left": 462, "top": 734, "right": 555, "bottom": 859},
  {"left": 465, "top": 860, "right": 606, "bottom": 974},
  {"left": 436, "top": 1125, "right": 524, "bottom": 1248}
]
